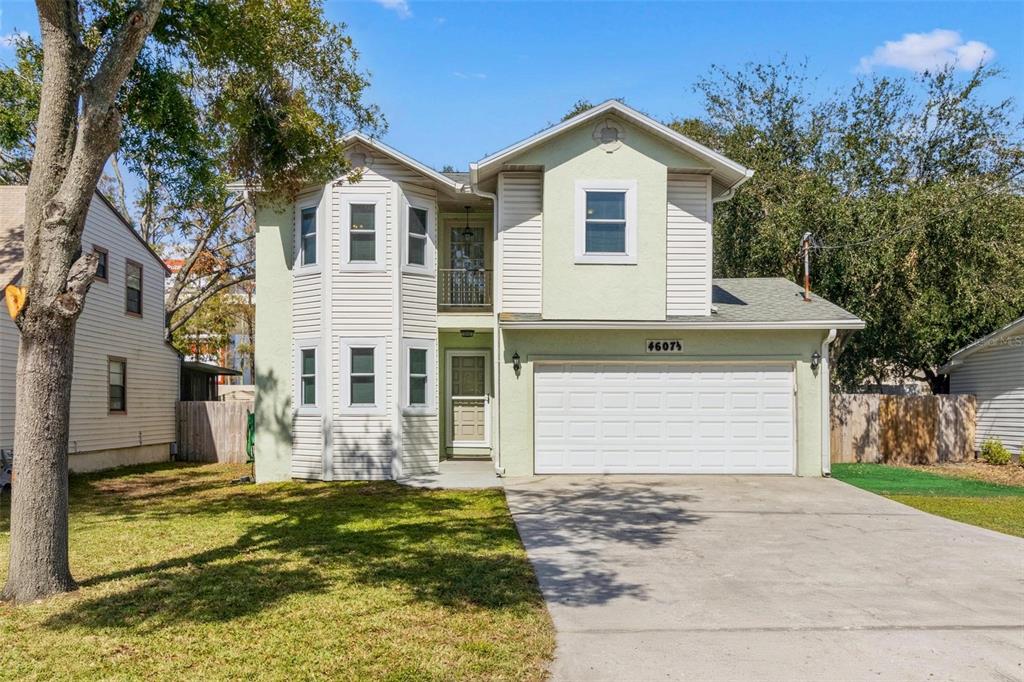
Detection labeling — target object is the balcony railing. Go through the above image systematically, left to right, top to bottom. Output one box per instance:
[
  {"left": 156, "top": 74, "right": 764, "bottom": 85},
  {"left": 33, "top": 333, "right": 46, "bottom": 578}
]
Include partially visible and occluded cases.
[{"left": 438, "top": 269, "right": 492, "bottom": 308}]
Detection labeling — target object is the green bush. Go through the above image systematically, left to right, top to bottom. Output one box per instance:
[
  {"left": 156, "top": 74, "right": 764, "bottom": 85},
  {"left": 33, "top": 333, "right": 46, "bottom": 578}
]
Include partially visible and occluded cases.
[{"left": 980, "top": 439, "right": 1012, "bottom": 466}]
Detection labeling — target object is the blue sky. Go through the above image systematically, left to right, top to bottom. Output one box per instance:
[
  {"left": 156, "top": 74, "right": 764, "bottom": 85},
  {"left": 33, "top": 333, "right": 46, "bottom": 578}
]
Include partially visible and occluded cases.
[{"left": 2, "top": 0, "right": 1022, "bottom": 173}]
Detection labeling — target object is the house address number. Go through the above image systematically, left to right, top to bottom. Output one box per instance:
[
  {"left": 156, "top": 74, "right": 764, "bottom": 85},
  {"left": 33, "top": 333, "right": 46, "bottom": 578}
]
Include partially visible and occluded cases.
[{"left": 646, "top": 340, "right": 683, "bottom": 353}]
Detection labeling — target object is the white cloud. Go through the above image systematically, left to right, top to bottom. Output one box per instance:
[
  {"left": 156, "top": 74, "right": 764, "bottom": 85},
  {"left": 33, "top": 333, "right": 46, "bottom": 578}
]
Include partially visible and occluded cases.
[
  {"left": 373, "top": 0, "right": 411, "bottom": 19},
  {"left": 858, "top": 29, "right": 995, "bottom": 73},
  {"left": 453, "top": 71, "right": 487, "bottom": 80}
]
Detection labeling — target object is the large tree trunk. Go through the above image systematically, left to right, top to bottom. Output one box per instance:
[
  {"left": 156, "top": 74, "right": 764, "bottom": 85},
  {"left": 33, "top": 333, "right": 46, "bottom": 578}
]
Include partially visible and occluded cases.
[
  {"left": 3, "top": 0, "right": 163, "bottom": 605},
  {"left": 3, "top": 314, "right": 80, "bottom": 600}
]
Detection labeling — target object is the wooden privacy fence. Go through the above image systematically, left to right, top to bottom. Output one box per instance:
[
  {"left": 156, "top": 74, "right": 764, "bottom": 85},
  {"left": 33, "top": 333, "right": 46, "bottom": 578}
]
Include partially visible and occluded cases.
[
  {"left": 831, "top": 394, "right": 976, "bottom": 464},
  {"left": 176, "top": 400, "right": 254, "bottom": 463}
]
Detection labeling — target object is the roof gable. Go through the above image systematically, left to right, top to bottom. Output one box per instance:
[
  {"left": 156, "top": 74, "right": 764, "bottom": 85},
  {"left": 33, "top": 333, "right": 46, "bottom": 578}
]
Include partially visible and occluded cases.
[
  {"left": 470, "top": 100, "right": 753, "bottom": 199},
  {"left": 342, "top": 132, "right": 465, "bottom": 195},
  {"left": 943, "top": 315, "right": 1024, "bottom": 371}
]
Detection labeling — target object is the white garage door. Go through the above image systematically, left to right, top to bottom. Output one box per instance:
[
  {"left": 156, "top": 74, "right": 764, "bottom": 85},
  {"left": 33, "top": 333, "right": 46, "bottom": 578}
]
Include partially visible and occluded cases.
[{"left": 534, "top": 363, "right": 795, "bottom": 474}]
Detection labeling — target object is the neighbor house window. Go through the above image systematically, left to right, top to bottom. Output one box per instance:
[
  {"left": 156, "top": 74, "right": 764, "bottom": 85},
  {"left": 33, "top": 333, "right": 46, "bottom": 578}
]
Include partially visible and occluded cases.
[
  {"left": 574, "top": 180, "right": 638, "bottom": 264},
  {"left": 349, "top": 203, "right": 376, "bottom": 262},
  {"left": 299, "top": 206, "right": 317, "bottom": 266},
  {"left": 407, "top": 206, "right": 428, "bottom": 267},
  {"left": 93, "top": 246, "right": 108, "bottom": 282},
  {"left": 125, "top": 260, "right": 143, "bottom": 315},
  {"left": 350, "top": 347, "right": 376, "bottom": 405},
  {"left": 408, "top": 347, "right": 428, "bottom": 406},
  {"left": 299, "top": 348, "right": 317, "bottom": 407},
  {"left": 108, "top": 358, "right": 126, "bottom": 413}
]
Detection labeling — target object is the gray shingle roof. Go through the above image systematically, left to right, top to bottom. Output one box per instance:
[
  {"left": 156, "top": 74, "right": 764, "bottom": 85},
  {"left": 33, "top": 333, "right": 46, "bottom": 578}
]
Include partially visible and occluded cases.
[
  {"left": 442, "top": 171, "right": 470, "bottom": 184},
  {"left": 498, "top": 278, "right": 863, "bottom": 328}
]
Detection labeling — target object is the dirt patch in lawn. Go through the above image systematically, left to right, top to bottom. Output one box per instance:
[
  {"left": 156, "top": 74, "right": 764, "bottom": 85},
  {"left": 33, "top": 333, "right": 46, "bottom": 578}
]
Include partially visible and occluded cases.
[{"left": 908, "top": 460, "right": 1024, "bottom": 487}]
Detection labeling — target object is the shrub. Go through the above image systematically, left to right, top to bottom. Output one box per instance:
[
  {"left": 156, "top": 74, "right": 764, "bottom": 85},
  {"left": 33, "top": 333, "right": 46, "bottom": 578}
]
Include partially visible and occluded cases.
[{"left": 980, "top": 439, "right": 1012, "bottom": 465}]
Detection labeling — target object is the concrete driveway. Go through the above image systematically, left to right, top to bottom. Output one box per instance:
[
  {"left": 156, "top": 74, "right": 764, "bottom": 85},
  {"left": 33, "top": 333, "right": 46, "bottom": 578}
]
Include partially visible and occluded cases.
[{"left": 504, "top": 475, "right": 1024, "bottom": 681}]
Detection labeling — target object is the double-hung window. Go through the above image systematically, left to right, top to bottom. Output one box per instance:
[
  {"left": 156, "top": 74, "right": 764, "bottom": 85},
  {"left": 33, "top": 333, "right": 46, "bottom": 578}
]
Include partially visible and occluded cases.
[
  {"left": 574, "top": 180, "right": 638, "bottom": 264},
  {"left": 342, "top": 198, "right": 385, "bottom": 269},
  {"left": 349, "top": 204, "right": 376, "bottom": 262},
  {"left": 299, "top": 206, "right": 317, "bottom": 267},
  {"left": 407, "top": 206, "right": 429, "bottom": 268},
  {"left": 125, "top": 260, "right": 143, "bottom": 315},
  {"left": 340, "top": 339, "right": 385, "bottom": 414},
  {"left": 402, "top": 339, "right": 435, "bottom": 414},
  {"left": 350, "top": 347, "right": 375, "bottom": 406},
  {"left": 300, "top": 348, "right": 317, "bottom": 407},
  {"left": 108, "top": 357, "right": 126, "bottom": 413}
]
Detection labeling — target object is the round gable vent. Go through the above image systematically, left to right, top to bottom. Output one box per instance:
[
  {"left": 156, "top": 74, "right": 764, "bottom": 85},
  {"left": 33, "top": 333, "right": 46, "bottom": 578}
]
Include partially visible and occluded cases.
[{"left": 592, "top": 119, "right": 625, "bottom": 152}]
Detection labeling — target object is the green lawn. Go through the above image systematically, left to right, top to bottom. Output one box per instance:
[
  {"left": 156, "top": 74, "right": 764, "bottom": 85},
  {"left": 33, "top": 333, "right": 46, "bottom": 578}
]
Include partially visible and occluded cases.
[
  {"left": 0, "top": 463, "right": 554, "bottom": 680},
  {"left": 832, "top": 463, "right": 1024, "bottom": 537}
]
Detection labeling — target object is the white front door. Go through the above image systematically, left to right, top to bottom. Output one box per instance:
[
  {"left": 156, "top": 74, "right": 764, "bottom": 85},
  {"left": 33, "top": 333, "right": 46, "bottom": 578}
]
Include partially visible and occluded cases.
[
  {"left": 447, "top": 350, "right": 491, "bottom": 447},
  {"left": 534, "top": 363, "right": 795, "bottom": 474}
]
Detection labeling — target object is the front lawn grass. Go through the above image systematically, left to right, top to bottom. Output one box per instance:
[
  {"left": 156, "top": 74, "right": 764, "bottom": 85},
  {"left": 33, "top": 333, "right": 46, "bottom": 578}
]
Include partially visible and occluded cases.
[
  {"left": 0, "top": 463, "right": 554, "bottom": 680},
  {"left": 832, "top": 463, "right": 1024, "bottom": 537}
]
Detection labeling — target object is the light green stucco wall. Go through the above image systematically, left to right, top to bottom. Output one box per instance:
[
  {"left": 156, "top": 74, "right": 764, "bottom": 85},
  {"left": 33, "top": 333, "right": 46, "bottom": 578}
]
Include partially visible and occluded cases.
[
  {"left": 509, "top": 115, "right": 708, "bottom": 320},
  {"left": 254, "top": 201, "right": 294, "bottom": 482},
  {"left": 497, "top": 328, "right": 829, "bottom": 477},
  {"left": 438, "top": 331, "right": 494, "bottom": 458}
]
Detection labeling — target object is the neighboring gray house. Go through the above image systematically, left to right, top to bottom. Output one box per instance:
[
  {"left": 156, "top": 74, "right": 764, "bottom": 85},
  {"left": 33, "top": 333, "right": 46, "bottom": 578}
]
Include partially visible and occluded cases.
[
  {"left": 0, "top": 186, "right": 181, "bottom": 472},
  {"left": 942, "top": 316, "right": 1024, "bottom": 454}
]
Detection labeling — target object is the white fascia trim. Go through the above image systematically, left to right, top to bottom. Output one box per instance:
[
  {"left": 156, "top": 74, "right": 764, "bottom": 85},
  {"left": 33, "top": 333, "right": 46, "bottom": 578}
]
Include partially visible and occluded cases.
[
  {"left": 474, "top": 100, "right": 753, "bottom": 184},
  {"left": 342, "top": 131, "right": 465, "bottom": 193},
  {"left": 574, "top": 179, "right": 638, "bottom": 265},
  {"left": 499, "top": 320, "right": 866, "bottom": 330}
]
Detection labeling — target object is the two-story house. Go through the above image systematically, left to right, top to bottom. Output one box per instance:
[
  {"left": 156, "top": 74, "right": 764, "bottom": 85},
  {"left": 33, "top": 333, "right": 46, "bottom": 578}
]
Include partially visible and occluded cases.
[
  {"left": 251, "top": 100, "right": 863, "bottom": 481},
  {"left": 1, "top": 186, "right": 181, "bottom": 472}
]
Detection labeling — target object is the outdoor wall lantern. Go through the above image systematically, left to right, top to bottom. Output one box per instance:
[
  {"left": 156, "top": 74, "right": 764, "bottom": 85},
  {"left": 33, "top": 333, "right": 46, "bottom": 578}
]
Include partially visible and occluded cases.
[
  {"left": 460, "top": 329, "right": 475, "bottom": 338},
  {"left": 810, "top": 351, "right": 822, "bottom": 373},
  {"left": 512, "top": 352, "right": 521, "bottom": 376}
]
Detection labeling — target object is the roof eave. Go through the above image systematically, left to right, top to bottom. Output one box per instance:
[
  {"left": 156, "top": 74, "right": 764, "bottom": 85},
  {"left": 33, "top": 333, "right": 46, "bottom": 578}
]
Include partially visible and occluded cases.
[{"left": 498, "top": 319, "right": 865, "bottom": 331}]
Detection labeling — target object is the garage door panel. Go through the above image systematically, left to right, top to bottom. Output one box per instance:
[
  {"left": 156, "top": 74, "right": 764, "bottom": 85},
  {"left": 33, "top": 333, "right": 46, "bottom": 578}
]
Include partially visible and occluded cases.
[{"left": 534, "top": 363, "right": 795, "bottom": 475}]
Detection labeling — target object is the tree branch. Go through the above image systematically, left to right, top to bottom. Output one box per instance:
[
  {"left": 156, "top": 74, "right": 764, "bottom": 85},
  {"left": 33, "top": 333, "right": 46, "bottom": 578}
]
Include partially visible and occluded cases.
[
  {"left": 168, "top": 258, "right": 255, "bottom": 316},
  {"left": 166, "top": 272, "right": 254, "bottom": 338}
]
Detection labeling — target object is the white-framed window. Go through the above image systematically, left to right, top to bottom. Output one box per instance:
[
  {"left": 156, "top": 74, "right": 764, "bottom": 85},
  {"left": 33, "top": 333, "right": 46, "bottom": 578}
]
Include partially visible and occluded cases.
[
  {"left": 574, "top": 179, "right": 638, "bottom": 264},
  {"left": 341, "top": 195, "right": 386, "bottom": 270},
  {"left": 295, "top": 197, "right": 321, "bottom": 271},
  {"left": 403, "top": 197, "right": 435, "bottom": 274},
  {"left": 340, "top": 338, "right": 386, "bottom": 414},
  {"left": 401, "top": 338, "right": 436, "bottom": 415},
  {"left": 294, "top": 340, "right": 320, "bottom": 414}
]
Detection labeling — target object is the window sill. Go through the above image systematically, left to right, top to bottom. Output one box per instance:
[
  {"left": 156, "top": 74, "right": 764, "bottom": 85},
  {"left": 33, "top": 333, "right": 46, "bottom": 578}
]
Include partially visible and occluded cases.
[
  {"left": 574, "top": 253, "right": 638, "bottom": 265},
  {"left": 339, "top": 262, "right": 387, "bottom": 273},
  {"left": 401, "top": 264, "right": 434, "bottom": 277},
  {"left": 294, "top": 265, "right": 322, "bottom": 277},
  {"left": 340, "top": 404, "right": 387, "bottom": 417},
  {"left": 402, "top": 406, "right": 437, "bottom": 417},
  {"left": 294, "top": 407, "right": 322, "bottom": 418}
]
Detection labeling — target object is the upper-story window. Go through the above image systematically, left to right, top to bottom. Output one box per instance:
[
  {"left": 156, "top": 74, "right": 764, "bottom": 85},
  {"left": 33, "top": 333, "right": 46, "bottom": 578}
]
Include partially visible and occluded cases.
[
  {"left": 574, "top": 180, "right": 638, "bottom": 265},
  {"left": 341, "top": 197, "right": 385, "bottom": 270},
  {"left": 350, "top": 204, "right": 376, "bottom": 262},
  {"left": 299, "top": 206, "right": 317, "bottom": 267},
  {"left": 408, "top": 206, "right": 428, "bottom": 266},
  {"left": 93, "top": 246, "right": 108, "bottom": 282},
  {"left": 125, "top": 260, "right": 143, "bottom": 315}
]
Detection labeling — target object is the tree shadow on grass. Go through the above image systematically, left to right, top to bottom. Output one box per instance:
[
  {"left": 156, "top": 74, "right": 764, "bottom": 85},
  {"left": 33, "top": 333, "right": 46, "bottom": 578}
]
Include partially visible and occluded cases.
[{"left": 42, "top": 473, "right": 544, "bottom": 633}]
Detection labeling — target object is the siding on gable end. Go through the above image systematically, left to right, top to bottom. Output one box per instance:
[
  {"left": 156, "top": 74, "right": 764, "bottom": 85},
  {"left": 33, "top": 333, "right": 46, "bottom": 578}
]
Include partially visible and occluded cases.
[
  {"left": 499, "top": 173, "right": 543, "bottom": 314},
  {"left": 666, "top": 174, "right": 712, "bottom": 316},
  {"left": 0, "top": 195, "right": 178, "bottom": 458},
  {"left": 949, "top": 336, "right": 1024, "bottom": 452}
]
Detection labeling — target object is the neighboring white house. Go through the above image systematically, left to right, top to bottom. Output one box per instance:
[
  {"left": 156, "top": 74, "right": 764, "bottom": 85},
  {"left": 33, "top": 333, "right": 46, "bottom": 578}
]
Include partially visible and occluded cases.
[
  {"left": 248, "top": 100, "right": 864, "bottom": 482},
  {"left": 0, "top": 186, "right": 181, "bottom": 472},
  {"left": 942, "top": 316, "right": 1024, "bottom": 454}
]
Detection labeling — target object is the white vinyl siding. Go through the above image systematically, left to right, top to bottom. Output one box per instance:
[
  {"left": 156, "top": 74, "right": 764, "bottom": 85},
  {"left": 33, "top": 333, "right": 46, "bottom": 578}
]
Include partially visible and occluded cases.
[
  {"left": 499, "top": 173, "right": 543, "bottom": 313},
  {"left": 666, "top": 174, "right": 712, "bottom": 316},
  {"left": 0, "top": 195, "right": 179, "bottom": 459},
  {"left": 950, "top": 336, "right": 1024, "bottom": 453},
  {"left": 534, "top": 363, "right": 795, "bottom": 474}
]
